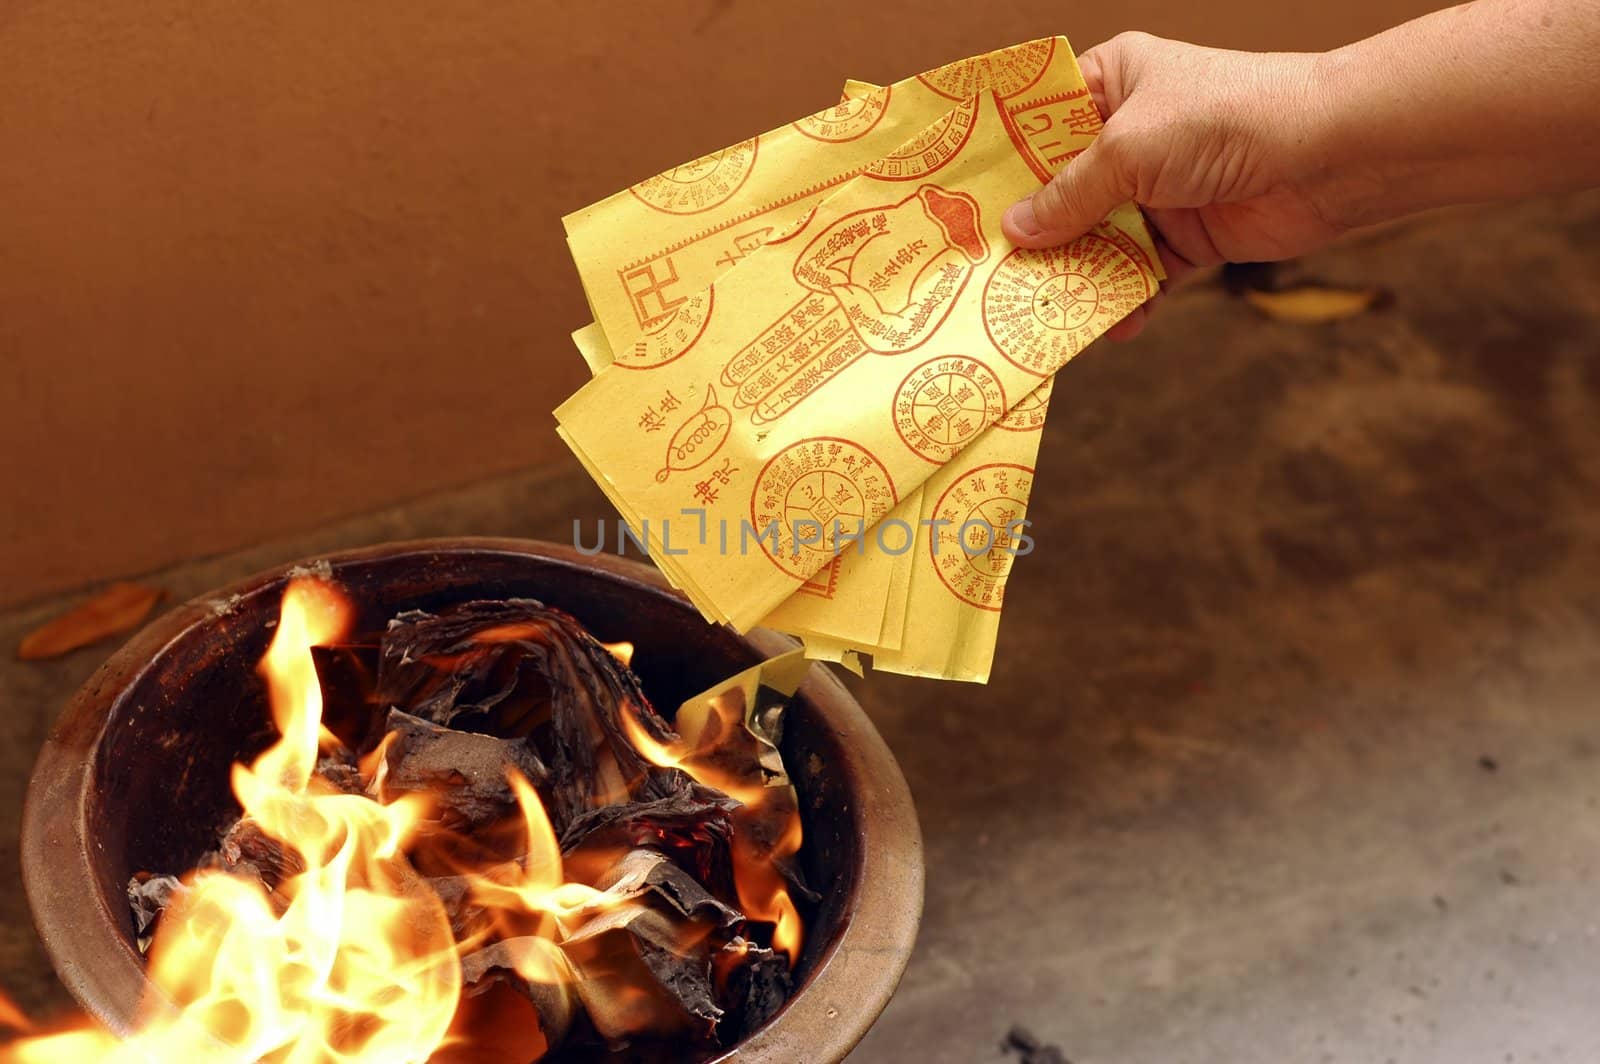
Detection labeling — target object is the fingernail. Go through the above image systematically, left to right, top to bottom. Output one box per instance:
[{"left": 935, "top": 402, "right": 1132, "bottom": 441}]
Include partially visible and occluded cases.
[{"left": 1004, "top": 197, "right": 1041, "bottom": 238}]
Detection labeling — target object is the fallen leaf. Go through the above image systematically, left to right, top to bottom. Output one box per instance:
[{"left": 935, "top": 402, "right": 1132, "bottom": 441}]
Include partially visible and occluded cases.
[
  {"left": 1243, "top": 285, "right": 1385, "bottom": 323},
  {"left": 18, "top": 582, "right": 164, "bottom": 660}
]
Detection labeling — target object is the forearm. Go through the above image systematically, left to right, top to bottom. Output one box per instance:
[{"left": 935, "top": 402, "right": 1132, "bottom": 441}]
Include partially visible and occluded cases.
[{"left": 1310, "top": 0, "right": 1600, "bottom": 227}]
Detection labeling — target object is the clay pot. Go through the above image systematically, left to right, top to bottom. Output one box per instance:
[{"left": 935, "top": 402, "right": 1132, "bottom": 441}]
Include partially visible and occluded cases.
[{"left": 22, "top": 538, "right": 922, "bottom": 1062}]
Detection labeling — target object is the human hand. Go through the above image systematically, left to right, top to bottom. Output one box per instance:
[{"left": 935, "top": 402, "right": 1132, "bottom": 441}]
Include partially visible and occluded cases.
[{"left": 1002, "top": 32, "right": 1346, "bottom": 340}]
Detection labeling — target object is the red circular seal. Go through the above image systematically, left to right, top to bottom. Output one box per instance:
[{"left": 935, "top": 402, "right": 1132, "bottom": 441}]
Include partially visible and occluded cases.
[
  {"left": 917, "top": 39, "right": 1055, "bottom": 101},
  {"left": 793, "top": 85, "right": 891, "bottom": 143},
  {"left": 865, "top": 98, "right": 977, "bottom": 181},
  {"left": 629, "top": 137, "right": 759, "bottom": 215},
  {"left": 982, "top": 236, "right": 1156, "bottom": 375},
  {"left": 617, "top": 289, "right": 714, "bottom": 371},
  {"left": 893, "top": 356, "right": 1006, "bottom": 464},
  {"left": 997, "top": 376, "right": 1052, "bottom": 432},
  {"left": 750, "top": 438, "right": 897, "bottom": 579},
  {"left": 929, "top": 462, "right": 1034, "bottom": 611}
]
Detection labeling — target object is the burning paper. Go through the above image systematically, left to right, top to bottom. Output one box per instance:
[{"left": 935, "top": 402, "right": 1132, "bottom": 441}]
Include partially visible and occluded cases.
[
  {"left": 557, "top": 37, "right": 1162, "bottom": 681},
  {"left": 0, "top": 581, "right": 818, "bottom": 1062}
]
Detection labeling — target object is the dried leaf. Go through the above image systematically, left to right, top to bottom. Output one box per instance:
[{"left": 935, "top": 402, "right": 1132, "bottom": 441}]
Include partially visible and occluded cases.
[
  {"left": 1243, "top": 285, "right": 1384, "bottom": 323},
  {"left": 18, "top": 582, "right": 163, "bottom": 660}
]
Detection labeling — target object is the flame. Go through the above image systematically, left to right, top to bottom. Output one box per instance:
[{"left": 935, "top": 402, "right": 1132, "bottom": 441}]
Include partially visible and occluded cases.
[
  {"left": 2, "top": 578, "right": 461, "bottom": 1063},
  {"left": 254, "top": 579, "right": 352, "bottom": 793},
  {"left": 1, "top": 583, "right": 805, "bottom": 1059},
  {"left": 622, "top": 694, "right": 805, "bottom": 960},
  {"left": 466, "top": 771, "right": 608, "bottom": 934},
  {"left": 0, "top": 991, "right": 123, "bottom": 1061},
  {"left": 0, "top": 995, "right": 28, "bottom": 1035},
  {"left": 0, "top": 1030, "right": 122, "bottom": 1063}
]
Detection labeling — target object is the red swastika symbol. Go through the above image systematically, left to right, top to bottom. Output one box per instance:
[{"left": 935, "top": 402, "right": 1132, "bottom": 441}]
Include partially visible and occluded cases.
[{"left": 623, "top": 258, "right": 687, "bottom": 326}]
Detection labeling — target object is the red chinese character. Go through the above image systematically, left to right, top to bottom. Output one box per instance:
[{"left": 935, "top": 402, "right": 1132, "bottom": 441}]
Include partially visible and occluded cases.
[{"left": 1065, "top": 104, "right": 1102, "bottom": 134}]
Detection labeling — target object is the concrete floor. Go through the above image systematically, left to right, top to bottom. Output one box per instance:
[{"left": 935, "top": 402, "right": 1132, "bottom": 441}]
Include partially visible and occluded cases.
[{"left": 4, "top": 189, "right": 1600, "bottom": 1062}]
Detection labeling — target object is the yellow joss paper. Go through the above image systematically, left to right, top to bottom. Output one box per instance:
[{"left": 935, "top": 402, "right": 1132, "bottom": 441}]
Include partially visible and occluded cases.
[
  {"left": 560, "top": 36, "right": 1165, "bottom": 679},
  {"left": 563, "top": 38, "right": 1159, "bottom": 360},
  {"left": 567, "top": 73, "right": 929, "bottom": 657},
  {"left": 556, "top": 84, "right": 1162, "bottom": 632},
  {"left": 571, "top": 322, "right": 614, "bottom": 375},
  {"left": 872, "top": 379, "right": 1049, "bottom": 682},
  {"left": 758, "top": 506, "right": 915, "bottom": 648},
  {"left": 674, "top": 648, "right": 812, "bottom": 786}
]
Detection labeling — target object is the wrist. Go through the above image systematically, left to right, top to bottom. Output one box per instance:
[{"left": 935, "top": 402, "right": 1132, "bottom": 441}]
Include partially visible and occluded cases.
[{"left": 1298, "top": 45, "right": 1402, "bottom": 233}]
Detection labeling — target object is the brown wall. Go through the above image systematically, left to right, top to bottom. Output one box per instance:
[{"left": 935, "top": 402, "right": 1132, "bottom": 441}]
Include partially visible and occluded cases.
[{"left": 0, "top": 0, "right": 1445, "bottom": 608}]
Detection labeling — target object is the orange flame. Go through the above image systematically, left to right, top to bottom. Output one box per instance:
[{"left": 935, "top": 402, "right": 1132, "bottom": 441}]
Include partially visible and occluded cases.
[
  {"left": 1, "top": 578, "right": 461, "bottom": 1063},
  {"left": 253, "top": 578, "right": 351, "bottom": 793},
  {"left": 1, "top": 584, "right": 805, "bottom": 1059},
  {"left": 622, "top": 695, "right": 804, "bottom": 960},
  {"left": 466, "top": 771, "right": 608, "bottom": 935},
  {"left": 0, "top": 995, "right": 28, "bottom": 1036},
  {"left": 0, "top": 1030, "right": 122, "bottom": 1063}
]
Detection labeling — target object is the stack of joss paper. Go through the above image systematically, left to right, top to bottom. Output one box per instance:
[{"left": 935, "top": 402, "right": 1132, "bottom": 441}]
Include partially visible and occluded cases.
[{"left": 556, "top": 37, "right": 1164, "bottom": 682}]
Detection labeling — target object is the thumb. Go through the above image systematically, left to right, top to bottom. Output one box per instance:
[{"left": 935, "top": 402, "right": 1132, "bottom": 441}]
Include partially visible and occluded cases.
[{"left": 1002, "top": 137, "right": 1134, "bottom": 249}]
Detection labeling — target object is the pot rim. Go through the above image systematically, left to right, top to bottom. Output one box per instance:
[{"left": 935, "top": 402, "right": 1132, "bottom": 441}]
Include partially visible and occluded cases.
[{"left": 20, "top": 537, "right": 923, "bottom": 1062}]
